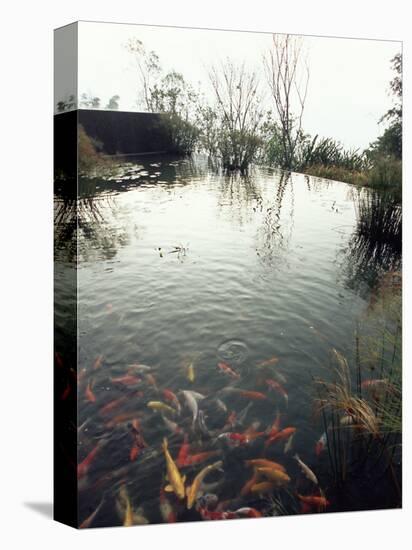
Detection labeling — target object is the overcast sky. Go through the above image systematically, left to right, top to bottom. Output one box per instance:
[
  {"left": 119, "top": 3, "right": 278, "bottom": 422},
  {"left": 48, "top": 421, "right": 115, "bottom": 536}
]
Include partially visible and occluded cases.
[{"left": 73, "top": 21, "right": 400, "bottom": 151}]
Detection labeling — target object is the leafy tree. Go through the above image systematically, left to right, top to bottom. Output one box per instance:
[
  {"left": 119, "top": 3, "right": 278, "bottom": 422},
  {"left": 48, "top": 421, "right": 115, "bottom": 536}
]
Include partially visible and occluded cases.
[
  {"left": 368, "top": 53, "right": 402, "bottom": 160},
  {"left": 79, "top": 93, "right": 101, "bottom": 109},
  {"left": 56, "top": 94, "right": 76, "bottom": 112},
  {"left": 106, "top": 95, "right": 120, "bottom": 110}
]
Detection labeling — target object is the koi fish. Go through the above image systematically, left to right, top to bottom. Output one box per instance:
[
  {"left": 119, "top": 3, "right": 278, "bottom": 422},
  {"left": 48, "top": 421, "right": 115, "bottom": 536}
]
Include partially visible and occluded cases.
[
  {"left": 55, "top": 352, "right": 64, "bottom": 369},
  {"left": 93, "top": 355, "right": 103, "bottom": 370},
  {"left": 257, "top": 356, "right": 279, "bottom": 367},
  {"left": 187, "top": 362, "right": 195, "bottom": 383},
  {"left": 217, "top": 362, "right": 240, "bottom": 379},
  {"left": 127, "top": 363, "right": 153, "bottom": 373},
  {"left": 145, "top": 373, "right": 158, "bottom": 388},
  {"left": 111, "top": 374, "right": 142, "bottom": 386},
  {"left": 361, "top": 378, "right": 388, "bottom": 390},
  {"left": 265, "top": 379, "right": 288, "bottom": 405},
  {"left": 85, "top": 381, "right": 96, "bottom": 403},
  {"left": 60, "top": 382, "right": 71, "bottom": 401},
  {"left": 162, "top": 389, "right": 181, "bottom": 414},
  {"left": 181, "top": 390, "right": 204, "bottom": 427},
  {"left": 238, "top": 390, "right": 267, "bottom": 401},
  {"left": 99, "top": 395, "right": 128, "bottom": 416},
  {"left": 147, "top": 401, "right": 176, "bottom": 415},
  {"left": 104, "top": 408, "right": 143, "bottom": 428},
  {"left": 162, "top": 414, "right": 183, "bottom": 435},
  {"left": 265, "top": 427, "right": 296, "bottom": 448},
  {"left": 218, "top": 432, "right": 255, "bottom": 446},
  {"left": 284, "top": 432, "right": 295, "bottom": 454},
  {"left": 315, "top": 432, "right": 327, "bottom": 457},
  {"left": 177, "top": 435, "right": 190, "bottom": 467},
  {"left": 162, "top": 438, "right": 186, "bottom": 500},
  {"left": 77, "top": 439, "right": 106, "bottom": 479},
  {"left": 184, "top": 451, "right": 220, "bottom": 466},
  {"left": 294, "top": 454, "right": 319, "bottom": 485},
  {"left": 245, "top": 459, "right": 286, "bottom": 473},
  {"left": 186, "top": 461, "right": 223, "bottom": 509},
  {"left": 256, "top": 467, "right": 290, "bottom": 486},
  {"left": 240, "top": 470, "right": 259, "bottom": 496},
  {"left": 117, "top": 485, "right": 149, "bottom": 526},
  {"left": 159, "top": 488, "right": 176, "bottom": 523},
  {"left": 297, "top": 493, "right": 330, "bottom": 512},
  {"left": 79, "top": 496, "right": 106, "bottom": 528},
  {"left": 234, "top": 507, "right": 263, "bottom": 518},
  {"left": 198, "top": 508, "right": 238, "bottom": 520}
]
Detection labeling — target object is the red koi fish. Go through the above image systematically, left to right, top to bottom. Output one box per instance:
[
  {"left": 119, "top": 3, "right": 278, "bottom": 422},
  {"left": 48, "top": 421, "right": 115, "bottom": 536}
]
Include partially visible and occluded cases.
[
  {"left": 55, "top": 352, "right": 64, "bottom": 369},
  {"left": 257, "top": 356, "right": 279, "bottom": 367},
  {"left": 217, "top": 362, "right": 240, "bottom": 379},
  {"left": 111, "top": 374, "right": 142, "bottom": 386},
  {"left": 265, "top": 379, "right": 288, "bottom": 405},
  {"left": 85, "top": 381, "right": 96, "bottom": 403},
  {"left": 60, "top": 382, "right": 71, "bottom": 401},
  {"left": 163, "top": 389, "right": 181, "bottom": 414},
  {"left": 238, "top": 390, "right": 267, "bottom": 400},
  {"left": 99, "top": 396, "right": 128, "bottom": 416},
  {"left": 129, "top": 419, "right": 147, "bottom": 461},
  {"left": 265, "top": 427, "right": 296, "bottom": 449},
  {"left": 219, "top": 431, "right": 264, "bottom": 446},
  {"left": 177, "top": 435, "right": 190, "bottom": 467},
  {"left": 77, "top": 440, "right": 106, "bottom": 479},
  {"left": 184, "top": 451, "right": 220, "bottom": 466},
  {"left": 159, "top": 488, "right": 177, "bottom": 523},
  {"left": 297, "top": 493, "right": 330, "bottom": 513},
  {"left": 234, "top": 507, "right": 262, "bottom": 518},
  {"left": 199, "top": 508, "right": 238, "bottom": 521}
]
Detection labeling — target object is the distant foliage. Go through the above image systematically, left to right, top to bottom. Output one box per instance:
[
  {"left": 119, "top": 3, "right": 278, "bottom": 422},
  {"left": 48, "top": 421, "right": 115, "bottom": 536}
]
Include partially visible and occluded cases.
[
  {"left": 198, "top": 61, "right": 265, "bottom": 172},
  {"left": 80, "top": 93, "right": 101, "bottom": 109},
  {"left": 56, "top": 94, "right": 76, "bottom": 112},
  {"left": 106, "top": 95, "right": 120, "bottom": 110}
]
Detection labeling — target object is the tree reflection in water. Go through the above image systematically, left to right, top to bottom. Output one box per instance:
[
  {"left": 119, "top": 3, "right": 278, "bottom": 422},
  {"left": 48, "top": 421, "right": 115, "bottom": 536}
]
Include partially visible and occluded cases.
[
  {"left": 54, "top": 178, "right": 131, "bottom": 263},
  {"left": 342, "top": 189, "right": 401, "bottom": 295}
]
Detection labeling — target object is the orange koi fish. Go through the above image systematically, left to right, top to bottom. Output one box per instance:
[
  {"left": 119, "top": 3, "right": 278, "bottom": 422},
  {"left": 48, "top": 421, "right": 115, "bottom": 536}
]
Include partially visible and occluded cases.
[
  {"left": 257, "top": 356, "right": 279, "bottom": 367},
  {"left": 217, "top": 362, "right": 240, "bottom": 379},
  {"left": 111, "top": 374, "right": 142, "bottom": 386},
  {"left": 85, "top": 381, "right": 96, "bottom": 403},
  {"left": 238, "top": 390, "right": 267, "bottom": 400},
  {"left": 99, "top": 396, "right": 128, "bottom": 416},
  {"left": 265, "top": 427, "right": 296, "bottom": 449},
  {"left": 77, "top": 440, "right": 106, "bottom": 479},
  {"left": 184, "top": 451, "right": 220, "bottom": 466},
  {"left": 245, "top": 459, "right": 286, "bottom": 473},
  {"left": 240, "top": 470, "right": 259, "bottom": 496},
  {"left": 297, "top": 493, "right": 330, "bottom": 512}
]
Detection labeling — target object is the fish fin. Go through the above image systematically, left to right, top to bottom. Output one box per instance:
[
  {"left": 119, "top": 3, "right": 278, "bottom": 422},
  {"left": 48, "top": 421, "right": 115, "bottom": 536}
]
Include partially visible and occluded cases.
[
  {"left": 182, "top": 475, "right": 186, "bottom": 483},
  {"left": 164, "top": 484, "right": 174, "bottom": 493}
]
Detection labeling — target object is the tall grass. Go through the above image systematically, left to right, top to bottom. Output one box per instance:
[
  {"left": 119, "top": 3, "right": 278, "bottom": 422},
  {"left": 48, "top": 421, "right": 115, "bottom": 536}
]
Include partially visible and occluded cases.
[{"left": 313, "top": 273, "right": 402, "bottom": 507}]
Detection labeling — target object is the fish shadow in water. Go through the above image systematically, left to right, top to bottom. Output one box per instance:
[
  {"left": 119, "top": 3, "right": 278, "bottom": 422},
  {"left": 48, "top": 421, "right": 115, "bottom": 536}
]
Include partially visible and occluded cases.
[{"left": 24, "top": 502, "right": 53, "bottom": 519}]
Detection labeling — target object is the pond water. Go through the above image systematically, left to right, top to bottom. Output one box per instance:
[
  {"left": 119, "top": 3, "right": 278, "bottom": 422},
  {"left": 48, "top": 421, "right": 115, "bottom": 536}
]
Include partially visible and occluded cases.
[{"left": 55, "top": 155, "right": 401, "bottom": 527}]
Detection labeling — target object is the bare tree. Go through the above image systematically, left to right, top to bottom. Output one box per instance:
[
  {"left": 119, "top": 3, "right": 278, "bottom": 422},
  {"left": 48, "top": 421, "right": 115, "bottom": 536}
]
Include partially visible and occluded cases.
[
  {"left": 263, "top": 34, "right": 309, "bottom": 169},
  {"left": 125, "top": 38, "right": 161, "bottom": 111},
  {"left": 207, "top": 60, "right": 265, "bottom": 172}
]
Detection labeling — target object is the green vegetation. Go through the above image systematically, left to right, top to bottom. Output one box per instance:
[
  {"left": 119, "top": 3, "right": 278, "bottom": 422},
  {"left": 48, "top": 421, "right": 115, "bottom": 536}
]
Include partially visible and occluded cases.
[{"left": 314, "top": 272, "right": 401, "bottom": 508}]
